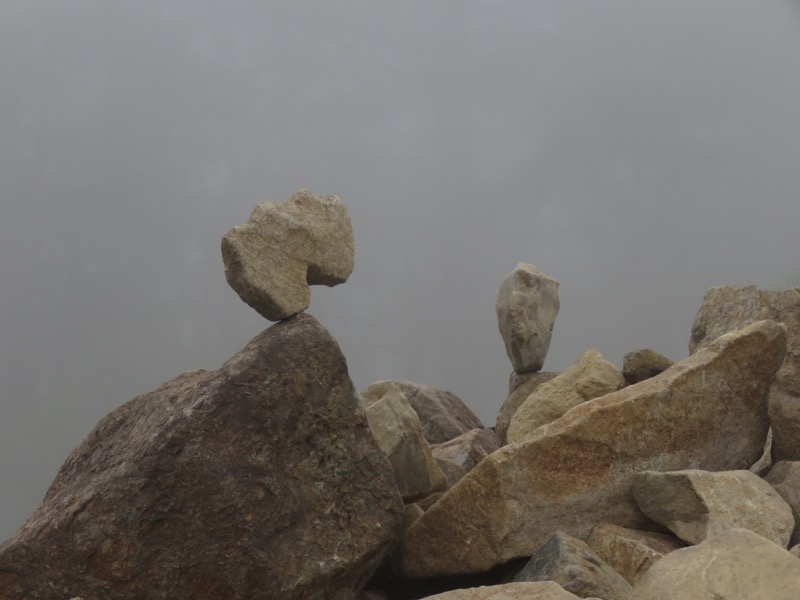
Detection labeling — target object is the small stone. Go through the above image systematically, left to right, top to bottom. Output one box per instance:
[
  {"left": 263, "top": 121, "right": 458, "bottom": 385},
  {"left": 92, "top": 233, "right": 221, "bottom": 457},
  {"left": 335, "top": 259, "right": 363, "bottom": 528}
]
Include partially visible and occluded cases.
[
  {"left": 221, "top": 189, "right": 354, "bottom": 321},
  {"left": 622, "top": 349, "right": 674, "bottom": 385},
  {"left": 431, "top": 428, "right": 499, "bottom": 473}
]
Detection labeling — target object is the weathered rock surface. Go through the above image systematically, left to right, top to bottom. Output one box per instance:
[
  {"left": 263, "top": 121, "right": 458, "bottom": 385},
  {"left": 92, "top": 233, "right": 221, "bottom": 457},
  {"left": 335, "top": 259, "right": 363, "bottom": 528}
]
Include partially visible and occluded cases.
[
  {"left": 221, "top": 189, "right": 354, "bottom": 321},
  {"left": 496, "top": 263, "right": 560, "bottom": 373},
  {"left": 689, "top": 285, "right": 800, "bottom": 461},
  {"left": 0, "top": 314, "right": 403, "bottom": 600},
  {"left": 396, "top": 320, "right": 786, "bottom": 578},
  {"left": 622, "top": 349, "right": 674, "bottom": 385},
  {"left": 506, "top": 350, "right": 624, "bottom": 444},
  {"left": 496, "top": 371, "right": 559, "bottom": 445},
  {"left": 363, "top": 380, "right": 483, "bottom": 445},
  {"left": 363, "top": 381, "right": 448, "bottom": 503},
  {"left": 431, "top": 428, "right": 500, "bottom": 474},
  {"left": 765, "top": 460, "right": 800, "bottom": 546},
  {"left": 632, "top": 468, "right": 794, "bottom": 547},
  {"left": 586, "top": 524, "right": 684, "bottom": 586},
  {"left": 630, "top": 529, "right": 800, "bottom": 600},
  {"left": 511, "top": 531, "right": 632, "bottom": 600},
  {"left": 420, "top": 582, "right": 586, "bottom": 600}
]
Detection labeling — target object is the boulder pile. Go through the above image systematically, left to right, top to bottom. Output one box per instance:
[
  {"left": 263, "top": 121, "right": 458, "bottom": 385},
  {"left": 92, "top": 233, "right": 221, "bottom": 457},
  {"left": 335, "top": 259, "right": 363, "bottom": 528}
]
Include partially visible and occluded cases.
[{"left": 1, "top": 193, "right": 799, "bottom": 599}]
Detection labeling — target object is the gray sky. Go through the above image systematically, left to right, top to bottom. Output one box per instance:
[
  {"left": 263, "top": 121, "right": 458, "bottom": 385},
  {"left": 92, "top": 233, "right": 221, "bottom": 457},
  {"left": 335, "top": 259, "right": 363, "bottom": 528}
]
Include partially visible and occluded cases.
[{"left": 2, "top": 1, "right": 800, "bottom": 539}]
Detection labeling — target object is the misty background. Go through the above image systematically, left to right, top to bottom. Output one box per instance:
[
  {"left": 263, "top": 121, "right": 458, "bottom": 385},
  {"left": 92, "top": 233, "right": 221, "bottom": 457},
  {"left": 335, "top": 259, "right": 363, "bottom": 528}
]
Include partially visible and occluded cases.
[{"left": 2, "top": 1, "right": 800, "bottom": 540}]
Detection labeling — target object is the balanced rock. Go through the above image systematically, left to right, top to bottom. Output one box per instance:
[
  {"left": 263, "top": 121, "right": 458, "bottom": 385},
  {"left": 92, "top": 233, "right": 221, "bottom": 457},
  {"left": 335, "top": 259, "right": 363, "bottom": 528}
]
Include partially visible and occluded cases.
[
  {"left": 221, "top": 189, "right": 354, "bottom": 321},
  {"left": 496, "top": 263, "right": 560, "bottom": 373},
  {"left": 689, "top": 285, "right": 800, "bottom": 460},
  {"left": 0, "top": 314, "right": 403, "bottom": 600},
  {"left": 396, "top": 320, "right": 785, "bottom": 578},
  {"left": 622, "top": 349, "right": 674, "bottom": 385},
  {"left": 506, "top": 350, "right": 624, "bottom": 444},
  {"left": 497, "top": 371, "right": 559, "bottom": 445},
  {"left": 363, "top": 380, "right": 483, "bottom": 445},
  {"left": 363, "top": 382, "right": 448, "bottom": 503},
  {"left": 431, "top": 428, "right": 500, "bottom": 474},
  {"left": 765, "top": 461, "right": 800, "bottom": 546},
  {"left": 632, "top": 468, "right": 794, "bottom": 547},
  {"left": 586, "top": 524, "right": 684, "bottom": 587},
  {"left": 630, "top": 529, "right": 800, "bottom": 600},
  {"left": 511, "top": 531, "right": 632, "bottom": 600},
  {"left": 419, "top": 582, "right": 586, "bottom": 600}
]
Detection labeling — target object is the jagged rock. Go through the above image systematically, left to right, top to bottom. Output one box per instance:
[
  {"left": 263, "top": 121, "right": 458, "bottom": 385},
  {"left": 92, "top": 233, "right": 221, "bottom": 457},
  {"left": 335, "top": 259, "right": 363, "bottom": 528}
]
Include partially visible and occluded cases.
[
  {"left": 221, "top": 189, "right": 354, "bottom": 321},
  {"left": 496, "top": 263, "right": 560, "bottom": 373},
  {"left": 689, "top": 285, "right": 800, "bottom": 461},
  {"left": 0, "top": 314, "right": 403, "bottom": 600},
  {"left": 395, "top": 320, "right": 786, "bottom": 578},
  {"left": 622, "top": 349, "right": 674, "bottom": 385},
  {"left": 506, "top": 350, "right": 624, "bottom": 444},
  {"left": 497, "top": 372, "right": 559, "bottom": 445},
  {"left": 363, "top": 380, "right": 483, "bottom": 445},
  {"left": 363, "top": 381, "right": 448, "bottom": 503},
  {"left": 431, "top": 429, "right": 500, "bottom": 473},
  {"left": 765, "top": 461, "right": 800, "bottom": 546},
  {"left": 632, "top": 469, "right": 794, "bottom": 547},
  {"left": 586, "top": 524, "right": 684, "bottom": 587},
  {"left": 630, "top": 529, "right": 800, "bottom": 600},
  {"left": 510, "top": 531, "right": 632, "bottom": 600},
  {"left": 419, "top": 582, "right": 586, "bottom": 599}
]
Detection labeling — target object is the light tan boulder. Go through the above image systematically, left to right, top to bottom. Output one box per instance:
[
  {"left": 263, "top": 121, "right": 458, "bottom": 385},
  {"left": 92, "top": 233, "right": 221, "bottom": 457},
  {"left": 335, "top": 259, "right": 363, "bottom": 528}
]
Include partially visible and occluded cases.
[
  {"left": 221, "top": 189, "right": 354, "bottom": 321},
  {"left": 496, "top": 263, "right": 560, "bottom": 374},
  {"left": 689, "top": 285, "right": 800, "bottom": 461},
  {"left": 395, "top": 320, "right": 786, "bottom": 578},
  {"left": 622, "top": 349, "right": 674, "bottom": 385},
  {"left": 506, "top": 350, "right": 624, "bottom": 444},
  {"left": 497, "top": 372, "right": 559, "bottom": 445},
  {"left": 363, "top": 382, "right": 447, "bottom": 503},
  {"left": 431, "top": 428, "right": 500, "bottom": 473},
  {"left": 765, "top": 460, "right": 800, "bottom": 546},
  {"left": 632, "top": 469, "right": 794, "bottom": 547},
  {"left": 586, "top": 524, "right": 684, "bottom": 586},
  {"left": 630, "top": 529, "right": 800, "bottom": 600},
  {"left": 510, "top": 531, "right": 632, "bottom": 600},
  {"left": 420, "top": 582, "right": 585, "bottom": 599}
]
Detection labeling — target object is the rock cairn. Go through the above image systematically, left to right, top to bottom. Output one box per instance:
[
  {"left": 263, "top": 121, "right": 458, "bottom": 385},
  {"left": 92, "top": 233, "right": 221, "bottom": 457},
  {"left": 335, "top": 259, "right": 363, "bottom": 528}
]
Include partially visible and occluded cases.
[{"left": 1, "top": 197, "right": 799, "bottom": 600}]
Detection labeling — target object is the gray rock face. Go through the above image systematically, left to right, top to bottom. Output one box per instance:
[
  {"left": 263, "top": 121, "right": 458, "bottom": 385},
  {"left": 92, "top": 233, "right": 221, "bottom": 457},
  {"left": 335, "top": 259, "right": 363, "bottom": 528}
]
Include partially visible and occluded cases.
[
  {"left": 221, "top": 189, "right": 354, "bottom": 321},
  {"left": 496, "top": 263, "right": 560, "bottom": 373},
  {"left": 689, "top": 285, "right": 800, "bottom": 461},
  {"left": 0, "top": 314, "right": 403, "bottom": 600},
  {"left": 396, "top": 320, "right": 786, "bottom": 578},
  {"left": 622, "top": 349, "right": 674, "bottom": 385},
  {"left": 363, "top": 381, "right": 448, "bottom": 503},
  {"left": 765, "top": 461, "right": 800, "bottom": 546},
  {"left": 632, "top": 469, "right": 794, "bottom": 547},
  {"left": 630, "top": 529, "right": 800, "bottom": 600},
  {"left": 511, "top": 531, "right": 633, "bottom": 600}
]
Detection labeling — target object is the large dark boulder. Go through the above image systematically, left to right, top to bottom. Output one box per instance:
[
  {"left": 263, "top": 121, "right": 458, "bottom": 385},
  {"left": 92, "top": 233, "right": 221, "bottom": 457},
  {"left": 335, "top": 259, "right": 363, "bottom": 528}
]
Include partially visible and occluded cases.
[{"left": 0, "top": 314, "right": 403, "bottom": 600}]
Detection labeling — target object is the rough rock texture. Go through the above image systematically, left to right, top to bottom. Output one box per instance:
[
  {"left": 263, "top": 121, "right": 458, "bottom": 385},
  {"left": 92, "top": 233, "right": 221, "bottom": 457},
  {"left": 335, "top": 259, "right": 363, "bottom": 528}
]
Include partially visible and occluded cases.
[
  {"left": 221, "top": 189, "right": 354, "bottom": 321},
  {"left": 496, "top": 263, "right": 560, "bottom": 373},
  {"left": 689, "top": 285, "right": 800, "bottom": 461},
  {"left": 0, "top": 314, "right": 403, "bottom": 600},
  {"left": 396, "top": 320, "right": 786, "bottom": 578},
  {"left": 622, "top": 349, "right": 674, "bottom": 385},
  {"left": 506, "top": 350, "right": 624, "bottom": 444},
  {"left": 496, "top": 372, "right": 559, "bottom": 445},
  {"left": 363, "top": 380, "right": 483, "bottom": 445},
  {"left": 363, "top": 382, "right": 448, "bottom": 503},
  {"left": 431, "top": 429, "right": 500, "bottom": 474},
  {"left": 765, "top": 461, "right": 800, "bottom": 546},
  {"left": 632, "top": 468, "right": 794, "bottom": 547},
  {"left": 586, "top": 524, "right": 684, "bottom": 586},
  {"left": 630, "top": 529, "right": 800, "bottom": 600},
  {"left": 511, "top": 531, "right": 632, "bottom": 600},
  {"left": 420, "top": 582, "right": 585, "bottom": 600}
]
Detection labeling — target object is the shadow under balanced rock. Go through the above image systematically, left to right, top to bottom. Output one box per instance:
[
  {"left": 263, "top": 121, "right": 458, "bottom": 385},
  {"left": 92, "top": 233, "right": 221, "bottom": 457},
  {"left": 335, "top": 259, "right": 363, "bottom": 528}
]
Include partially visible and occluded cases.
[{"left": 0, "top": 314, "right": 403, "bottom": 600}]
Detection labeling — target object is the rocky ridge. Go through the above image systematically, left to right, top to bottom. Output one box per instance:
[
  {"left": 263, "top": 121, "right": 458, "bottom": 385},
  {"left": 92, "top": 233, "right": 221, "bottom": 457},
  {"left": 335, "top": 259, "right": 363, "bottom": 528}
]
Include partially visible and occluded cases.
[{"left": 1, "top": 192, "right": 799, "bottom": 599}]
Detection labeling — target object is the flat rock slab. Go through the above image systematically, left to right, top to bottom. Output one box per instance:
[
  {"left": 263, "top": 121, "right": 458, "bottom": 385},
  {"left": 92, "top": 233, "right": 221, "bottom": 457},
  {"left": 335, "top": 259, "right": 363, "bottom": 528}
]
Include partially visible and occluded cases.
[
  {"left": 221, "top": 189, "right": 354, "bottom": 321},
  {"left": 0, "top": 314, "right": 403, "bottom": 600},
  {"left": 396, "top": 320, "right": 785, "bottom": 578}
]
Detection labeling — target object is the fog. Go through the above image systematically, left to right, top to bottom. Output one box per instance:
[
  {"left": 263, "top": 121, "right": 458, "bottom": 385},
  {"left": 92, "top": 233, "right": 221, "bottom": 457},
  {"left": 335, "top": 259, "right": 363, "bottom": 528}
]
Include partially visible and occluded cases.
[{"left": 2, "top": 1, "right": 799, "bottom": 539}]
